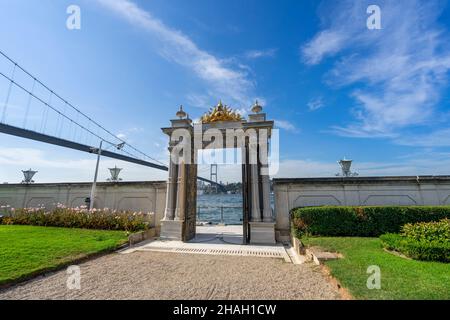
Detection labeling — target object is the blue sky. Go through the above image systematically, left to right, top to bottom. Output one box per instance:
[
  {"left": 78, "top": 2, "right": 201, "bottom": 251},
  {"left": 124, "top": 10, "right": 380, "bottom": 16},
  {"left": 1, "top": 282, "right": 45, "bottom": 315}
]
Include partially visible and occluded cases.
[{"left": 1, "top": 0, "right": 450, "bottom": 183}]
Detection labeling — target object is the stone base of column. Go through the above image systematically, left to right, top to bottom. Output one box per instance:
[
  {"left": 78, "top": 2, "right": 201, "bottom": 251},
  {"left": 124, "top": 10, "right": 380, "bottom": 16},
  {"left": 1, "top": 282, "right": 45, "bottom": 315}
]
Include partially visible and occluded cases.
[
  {"left": 160, "top": 219, "right": 184, "bottom": 241},
  {"left": 249, "top": 221, "right": 276, "bottom": 244},
  {"left": 275, "top": 228, "right": 291, "bottom": 243}
]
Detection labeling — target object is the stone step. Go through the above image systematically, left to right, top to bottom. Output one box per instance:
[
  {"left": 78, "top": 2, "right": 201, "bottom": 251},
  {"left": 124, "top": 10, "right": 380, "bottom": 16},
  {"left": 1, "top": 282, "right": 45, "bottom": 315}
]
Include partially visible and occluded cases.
[{"left": 305, "top": 247, "right": 342, "bottom": 265}]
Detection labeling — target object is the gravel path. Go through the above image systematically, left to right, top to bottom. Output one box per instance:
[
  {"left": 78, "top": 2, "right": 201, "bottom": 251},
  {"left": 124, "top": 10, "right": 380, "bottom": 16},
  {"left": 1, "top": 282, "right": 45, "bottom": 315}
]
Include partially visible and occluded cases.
[{"left": 0, "top": 252, "right": 341, "bottom": 300}]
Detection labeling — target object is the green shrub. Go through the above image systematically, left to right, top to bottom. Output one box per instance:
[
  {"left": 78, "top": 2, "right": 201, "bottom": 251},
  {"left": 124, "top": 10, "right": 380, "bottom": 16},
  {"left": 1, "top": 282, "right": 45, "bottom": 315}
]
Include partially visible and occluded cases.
[
  {"left": 1, "top": 205, "right": 151, "bottom": 232},
  {"left": 292, "top": 206, "right": 450, "bottom": 237},
  {"left": 401, "top": 219, "right": 450, "bottom": 243},
  {"left": 380, "top": 229, "right": 450, "bottom": 263},
  {"left": 379, "top": 233, "right": 403, "bottom": 251}
]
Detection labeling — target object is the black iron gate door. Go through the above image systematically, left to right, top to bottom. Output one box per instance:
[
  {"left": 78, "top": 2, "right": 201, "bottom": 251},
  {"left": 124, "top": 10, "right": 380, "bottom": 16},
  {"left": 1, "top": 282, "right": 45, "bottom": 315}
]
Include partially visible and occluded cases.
[{"left": 242, "top": 145, "right": 250, "bottom": 244}]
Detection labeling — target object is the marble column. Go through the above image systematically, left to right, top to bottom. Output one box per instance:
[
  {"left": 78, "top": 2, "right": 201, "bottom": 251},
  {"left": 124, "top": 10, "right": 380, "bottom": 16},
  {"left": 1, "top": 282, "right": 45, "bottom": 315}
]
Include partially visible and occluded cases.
[
  {"left": 162, "top": 149, "right": 177, "bottom": 221},
  {"left": 174, "top": 160, "right": 186, "bottom": 221},
  {"left": 250, "top": 163, "right": 261, "bottom": 222},
  {"left": 261, "top": 165, "right": 272, "bottom": 222}
]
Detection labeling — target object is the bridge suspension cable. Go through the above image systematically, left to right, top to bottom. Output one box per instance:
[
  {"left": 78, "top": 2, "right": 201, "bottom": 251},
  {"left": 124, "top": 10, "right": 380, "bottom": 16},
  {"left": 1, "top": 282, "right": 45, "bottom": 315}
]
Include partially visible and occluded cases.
[
  {"left": 0, "top": 49, "right": 223, "bottom": 187},
  {"left": 0, "top": 49, "right": 164, "bottom": 166}
]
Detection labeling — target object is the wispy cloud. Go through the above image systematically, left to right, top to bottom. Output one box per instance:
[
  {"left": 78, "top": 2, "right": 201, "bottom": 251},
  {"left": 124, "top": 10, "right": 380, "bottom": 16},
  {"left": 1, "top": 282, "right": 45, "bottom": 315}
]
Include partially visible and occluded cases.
[
  {"left": 95, "top": 0, "right": 256, "bottom": 107},
  {"left": 302, "top": 0, "right": 450, "bottom": 139},
  {"left": 302, "top": 30, "right": 349, "bottom": 65},
  {"left": 244, "top": 48, "right": 277, "bottom": 59},
  {"left": 186, "top": 93, "right": 211, "bottom": 109},
  {"left": 307, "top": 97, "right": 324, "bottom": 111},
  {"left": 274, "top": 119, "right": 299, "bottom": 133},
  {"left": 115, "top": 126, "right": 144, "bottom": 142},
  {"left": 394, "top": 128, "right": 450, "bottom": 147},
  {"left": 0, "top": 147, "right": 167, "bottom": 183},
  {"left": 275, "top": 153, "right": 450, "bottom": 178}
]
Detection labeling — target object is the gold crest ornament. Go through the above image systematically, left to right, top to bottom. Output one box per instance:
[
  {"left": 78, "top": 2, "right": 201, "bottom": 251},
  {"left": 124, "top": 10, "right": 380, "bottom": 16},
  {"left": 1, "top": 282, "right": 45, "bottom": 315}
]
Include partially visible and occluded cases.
[{"left": 200, "top": 101, "right": 243, "bottom": 123}]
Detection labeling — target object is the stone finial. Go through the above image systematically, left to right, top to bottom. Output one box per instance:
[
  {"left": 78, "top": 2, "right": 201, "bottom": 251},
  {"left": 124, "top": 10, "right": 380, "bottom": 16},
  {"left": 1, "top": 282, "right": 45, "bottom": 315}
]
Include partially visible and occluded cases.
[
  {"left": 251, "top": 100, "right": 263, "bottom": 114},
  {"left": 176, "top": 105, "right": 187, "bottom": 119}
]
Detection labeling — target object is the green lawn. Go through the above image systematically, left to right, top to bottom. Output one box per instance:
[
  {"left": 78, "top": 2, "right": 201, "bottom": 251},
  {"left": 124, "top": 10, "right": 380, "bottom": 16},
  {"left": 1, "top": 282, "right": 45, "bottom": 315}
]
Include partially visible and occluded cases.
[
  {"left": 0, "top": 225, "right": 128, "bottom": 286},
  {"left": 301, "top": 237, "right": 450, "bottom": 300}
]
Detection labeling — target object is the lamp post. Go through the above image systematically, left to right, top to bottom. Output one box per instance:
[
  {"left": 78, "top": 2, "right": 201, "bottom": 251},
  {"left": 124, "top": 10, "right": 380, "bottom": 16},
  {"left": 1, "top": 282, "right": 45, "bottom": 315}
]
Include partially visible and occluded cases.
[
  {"left": 88, "top": 140, "right": 126, "bottom": 210},
  {"left": 89, "top": 140, "right": 103, "bottom": 210}
]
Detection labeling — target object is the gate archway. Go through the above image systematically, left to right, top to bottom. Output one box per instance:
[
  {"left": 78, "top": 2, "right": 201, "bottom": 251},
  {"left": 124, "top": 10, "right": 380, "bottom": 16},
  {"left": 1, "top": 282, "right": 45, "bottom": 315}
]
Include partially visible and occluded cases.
[{"left": 160, "top": 101, "right": 275, "bottom": 244}]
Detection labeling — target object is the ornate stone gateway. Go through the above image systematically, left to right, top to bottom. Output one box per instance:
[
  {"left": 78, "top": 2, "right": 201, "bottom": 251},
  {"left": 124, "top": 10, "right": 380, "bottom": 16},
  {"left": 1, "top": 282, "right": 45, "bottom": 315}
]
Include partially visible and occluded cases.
[{"left": 160, "top": 101, "right": 276, "bottom": 244}]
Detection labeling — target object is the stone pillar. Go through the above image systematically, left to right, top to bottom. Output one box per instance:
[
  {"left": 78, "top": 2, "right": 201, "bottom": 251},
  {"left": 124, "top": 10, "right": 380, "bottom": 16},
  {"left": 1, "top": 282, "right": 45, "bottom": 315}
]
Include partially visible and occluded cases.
[
  {"left": 160, "top": 112, "right": 192, "bottom": 241},
  {"left": 248, "top": 125, "right": 275, "bottom": 245},
  {"left": 160, "top": 148, "right": 184, "bottom": 240},
  {"left": 162, "top": 148, "right": 177, "bottom": 221},
  {"left": 174, "top": 161, "right": 186, "bottom": 221},
  {"left": 250, "top": 164, "right": 261, "bottom": 222},
  {"left": 261, "top": 165, "right": 272, "bottom": 222},
  {"left": 274, "top": 184, "right": 290, "bottom": 242}
]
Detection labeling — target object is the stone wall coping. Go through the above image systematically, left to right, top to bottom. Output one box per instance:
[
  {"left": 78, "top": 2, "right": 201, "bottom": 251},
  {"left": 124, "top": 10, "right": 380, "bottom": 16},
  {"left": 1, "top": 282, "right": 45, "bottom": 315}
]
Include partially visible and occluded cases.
[
  {"left": 273, "top": 175, "right": 450, "bottom": 186},
  {"left": 0, "top": 181, "right": 166, "bottom": 188}
]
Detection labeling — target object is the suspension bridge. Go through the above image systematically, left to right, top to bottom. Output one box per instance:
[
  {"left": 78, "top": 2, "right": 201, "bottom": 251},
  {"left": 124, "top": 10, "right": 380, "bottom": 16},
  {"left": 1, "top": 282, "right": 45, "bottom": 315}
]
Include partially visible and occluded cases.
[{"left": 0, "top": 50, "right": 223, "bottom": 189}]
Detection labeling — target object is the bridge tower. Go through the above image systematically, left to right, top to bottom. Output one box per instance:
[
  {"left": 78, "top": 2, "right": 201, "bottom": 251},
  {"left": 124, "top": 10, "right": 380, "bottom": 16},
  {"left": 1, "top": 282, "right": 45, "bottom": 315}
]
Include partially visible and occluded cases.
[{"left": 210, "top": 164, "right": 218, "bottom": 193}]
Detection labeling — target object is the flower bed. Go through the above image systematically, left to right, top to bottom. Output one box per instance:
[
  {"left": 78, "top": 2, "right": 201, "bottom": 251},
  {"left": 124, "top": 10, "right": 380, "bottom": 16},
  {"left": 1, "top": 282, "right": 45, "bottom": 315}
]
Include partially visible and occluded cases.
[{"left": 0, "top": 204, "right": 151, "bottom": 232}]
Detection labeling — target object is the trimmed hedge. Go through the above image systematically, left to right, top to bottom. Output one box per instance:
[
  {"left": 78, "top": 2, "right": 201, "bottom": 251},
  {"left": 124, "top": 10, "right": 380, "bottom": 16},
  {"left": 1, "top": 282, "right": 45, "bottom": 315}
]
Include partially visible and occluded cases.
[{"left": 292, "top": 206, "right": 450, "bottom": 237}]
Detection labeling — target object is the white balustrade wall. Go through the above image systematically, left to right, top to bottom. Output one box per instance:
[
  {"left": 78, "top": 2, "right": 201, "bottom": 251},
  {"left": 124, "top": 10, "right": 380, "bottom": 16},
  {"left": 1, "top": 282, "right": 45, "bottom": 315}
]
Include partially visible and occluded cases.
[
  {"left": 3, "top": 176, "right": 450, "bottom": 243},
  {"left": 273, "top": 176, "right": 450, "bottom": 242},
  {"left": 0, "top": 181, "right": 167, "bottom": 229}
]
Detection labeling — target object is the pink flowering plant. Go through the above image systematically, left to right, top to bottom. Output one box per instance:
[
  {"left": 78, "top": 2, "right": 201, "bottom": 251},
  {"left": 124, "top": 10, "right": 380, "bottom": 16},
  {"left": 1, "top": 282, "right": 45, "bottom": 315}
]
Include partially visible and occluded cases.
[
  {"left": 0, "top": 204, "right": 14, "bottom": 216},
  {"left": 1, "top": 204, "right": 151, "bottom": 232}
]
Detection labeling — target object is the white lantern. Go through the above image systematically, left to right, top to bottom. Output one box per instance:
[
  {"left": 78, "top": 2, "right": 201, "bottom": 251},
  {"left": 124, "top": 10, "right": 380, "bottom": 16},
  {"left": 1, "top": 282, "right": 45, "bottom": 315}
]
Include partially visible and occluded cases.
[{"left": 108, "top": 166, "right": 122, "bottom": 182}]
